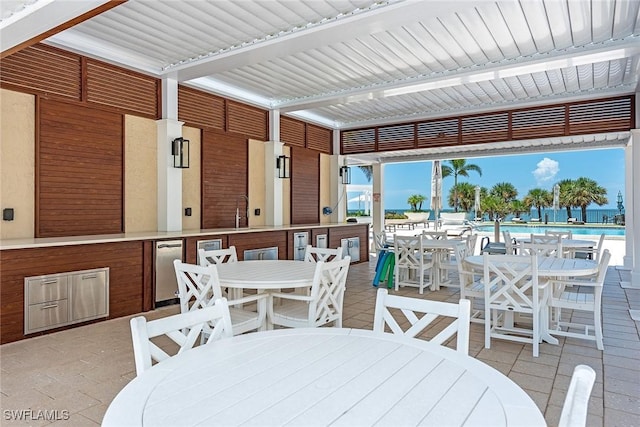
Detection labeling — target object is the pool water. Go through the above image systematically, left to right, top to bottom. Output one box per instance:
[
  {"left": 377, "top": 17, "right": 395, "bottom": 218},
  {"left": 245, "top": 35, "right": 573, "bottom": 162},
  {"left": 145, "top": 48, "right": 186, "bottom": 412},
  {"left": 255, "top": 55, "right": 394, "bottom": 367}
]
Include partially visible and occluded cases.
[{"left": 476, "top": 224, "right": 625, "bottom": 236}]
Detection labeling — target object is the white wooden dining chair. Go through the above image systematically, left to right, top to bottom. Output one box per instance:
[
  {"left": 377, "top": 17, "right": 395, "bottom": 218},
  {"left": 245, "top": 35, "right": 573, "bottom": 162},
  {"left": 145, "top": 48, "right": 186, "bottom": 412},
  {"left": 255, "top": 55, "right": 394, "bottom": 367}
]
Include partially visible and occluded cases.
[
  {"left": 421, "top": 230, "right": 448, "bottom": 240},
  {"left": 502, "top": 230, "right": 517, "bottom": 255},
  {"left": 546, "top": 230, "right": 573, "bottom": 240},
  {"left": 573, "top": 233, "right": 605, "bottom": 262},
  {"left": 394, "top": 235, "right": 433, "bottom": 294},
  {"left": 521, "top": 235, "right": 564, "bottom": 258},
  {"left": 455, "top": 243, "right": 485, "bottom": 323},
  {"left": 303, "top": 245, "right": 343, "bottom": 263},
  {"left": 198, "top": 246, "right": 238, "bottom": 266},
  {"left": 548, "top": 250, "right": 610, "bottom": 350},
  {"left": 483, "top": 253, "right": 547, "bottom": 357},
  {"left": 269, "top": 257, "right": 351, "bottom": 328},
  {"left": 173, "top": 260, "right": 268, "bottom": 336},
  {"left": 373, "top": 288, "right": 471, "bottom": 354},
  {"left": 130, "top": 300, "right": 233, "bottom": 376},
  {"left": 559, "top": 365, "right": 596, "bottom": 427}
]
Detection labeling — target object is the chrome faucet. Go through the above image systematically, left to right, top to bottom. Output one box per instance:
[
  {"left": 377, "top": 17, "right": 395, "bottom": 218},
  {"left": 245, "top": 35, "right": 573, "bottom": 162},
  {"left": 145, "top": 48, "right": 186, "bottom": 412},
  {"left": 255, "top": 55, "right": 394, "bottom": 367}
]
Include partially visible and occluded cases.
[{"left": 236, "top": 195, "right": 249, "bottom": 228}]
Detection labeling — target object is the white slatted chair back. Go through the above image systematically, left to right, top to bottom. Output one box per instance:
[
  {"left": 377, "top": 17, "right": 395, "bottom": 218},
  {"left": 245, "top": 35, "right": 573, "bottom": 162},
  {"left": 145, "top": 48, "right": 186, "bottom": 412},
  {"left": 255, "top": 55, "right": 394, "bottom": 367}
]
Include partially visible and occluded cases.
[
  {"left": 422, "top": 230, "right": 448, "bottom": 240},
  {"left": 502, "top": 230, "right": 516, "bottom": 255},
  {"left": 546, "top": 230, "right": 573, "bottom": 240},
  {"left": 373, "top": 231, "right": 389, "bottom": 251},
  {"left": 465, "top": 233, "right": 478, "bottom": 255},
  {"left": 574, "top": 233, "right": 605, "bottom": 262},
  {"left": 394, "top": 235, "right": 433, "bottom": 294},
  {"left": 521, "top": 235, "right": 564, "bottom": 258},
  {"left": 304, "top": 245, "right": 343, "bottom": 263},
  {"left": 198, "top": 246, "right": 238, "bottom": 266},
  {"left": 549, "top": 250, "right": 610, "bottom": 350},
  {"left": 483, "top": 253, "right": 544, "bottom": 356},
  {"left": 269, "top": 257, "right": 351, "bottom": 328},
  {"left": 174, "top": 260, "right": 267, "bottom": 336},
  {"left": 373, "top": 288, "right": 471, "bottom": 354},
  {"left": 130, "top": 300, "right": 232, "bottom": 376},
  {"left": 559, "top": 365, "right": 596, "bottom": 427}
]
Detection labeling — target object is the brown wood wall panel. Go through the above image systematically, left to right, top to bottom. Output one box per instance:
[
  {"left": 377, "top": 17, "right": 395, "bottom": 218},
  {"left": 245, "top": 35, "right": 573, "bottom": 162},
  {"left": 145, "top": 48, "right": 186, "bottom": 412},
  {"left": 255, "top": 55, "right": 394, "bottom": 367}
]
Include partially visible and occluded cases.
[
  {"left": 0, "top": 44, "right": 81, "bottom": 100},
  {"left": 86, "top": 59, "right": 158, "bottom": 118},
  {"left": 178, "top": 85, "right": 225, "bottom": 130},
  {"left": 38, "top": 99, "right": 123, "bottom": 237},
  {"left": 227, "top": 101, "right": 268, "bottom": 140},
  {"left": 280, "top": 116, "right": 306, "bottom": 147},
  {"left": 306, "top": 124, "right": 332, "bottom": 153},
  {"left": 378, "top": 124, "right": 415, "bottom": 151},
  {"left": 202, "top": 130, "right": 248, "bottom": 229},
  {"left": 291, "top": 147, "right": 320, "bottom": 224},
  {"left": 328, "top": 225, "right": 369, "bottom": 263},
  {"left": 228, "top": 232, "right": 287, "bottom": 260},
  {"left": 0, "top": 242, "right": 144, "bottom": 344}
]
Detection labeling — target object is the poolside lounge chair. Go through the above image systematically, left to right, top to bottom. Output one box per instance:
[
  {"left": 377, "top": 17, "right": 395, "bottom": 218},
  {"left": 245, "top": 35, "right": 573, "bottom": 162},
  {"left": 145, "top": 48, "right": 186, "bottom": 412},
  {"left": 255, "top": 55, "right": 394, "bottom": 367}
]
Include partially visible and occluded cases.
[
  {"left": 512, "top": 217, "right": 527, "bottom": 224},
  {"left": 568, "top": 218, "right": 585, "bottom": 225}
]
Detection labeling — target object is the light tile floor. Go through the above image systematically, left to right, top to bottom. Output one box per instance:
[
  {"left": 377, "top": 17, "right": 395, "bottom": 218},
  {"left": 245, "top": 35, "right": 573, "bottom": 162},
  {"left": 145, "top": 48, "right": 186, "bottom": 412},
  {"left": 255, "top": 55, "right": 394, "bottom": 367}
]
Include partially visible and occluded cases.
[{"left": 1, "top": 258, "right": 638, "bottom": 426}]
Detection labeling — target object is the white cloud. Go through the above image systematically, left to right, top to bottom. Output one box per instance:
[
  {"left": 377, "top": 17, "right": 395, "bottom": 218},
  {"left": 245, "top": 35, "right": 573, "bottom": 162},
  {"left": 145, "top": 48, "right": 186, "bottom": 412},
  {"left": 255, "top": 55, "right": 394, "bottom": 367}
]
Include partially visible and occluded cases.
[{"left": 532, "top": 158, "right": 559, "bottom": 185}]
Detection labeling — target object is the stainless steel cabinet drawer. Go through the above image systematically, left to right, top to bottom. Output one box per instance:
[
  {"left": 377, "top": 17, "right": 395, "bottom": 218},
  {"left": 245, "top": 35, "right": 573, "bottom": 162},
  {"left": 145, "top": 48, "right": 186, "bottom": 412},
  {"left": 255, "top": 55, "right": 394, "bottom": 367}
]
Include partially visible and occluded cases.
[
  {"left": 70, "top": 270, "right": 109, "bottom": 321},
  {"left": 26, "top": 275, "right": 68, "bottom": 304},
  {"left": 27, "top": 299, "right": 69, "bottom": 332}
]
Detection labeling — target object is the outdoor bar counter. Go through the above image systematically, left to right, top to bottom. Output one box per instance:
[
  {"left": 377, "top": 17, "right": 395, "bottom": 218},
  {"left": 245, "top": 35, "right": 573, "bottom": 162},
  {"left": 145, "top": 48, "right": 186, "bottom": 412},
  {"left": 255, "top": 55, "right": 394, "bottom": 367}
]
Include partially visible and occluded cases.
[{"left": 0, "top": 222, "right": 368, "bottom": 344}]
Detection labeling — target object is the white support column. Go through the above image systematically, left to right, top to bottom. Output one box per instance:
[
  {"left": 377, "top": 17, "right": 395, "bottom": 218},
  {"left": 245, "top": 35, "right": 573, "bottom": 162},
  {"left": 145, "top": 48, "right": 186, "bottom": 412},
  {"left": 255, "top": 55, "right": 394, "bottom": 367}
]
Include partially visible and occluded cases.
[
  {"left": 157, "top": 77, "right": 183, "bottom": 232},
  {"left": 332, "top": 130, "right": 347, "bottom": 223},
  {"left": 622, "top": 130, "right": 640, "bottom": 289},
  {"left": 623, "top": 138, "right": 634, "bottom": 269},
  {"left": 265, "top": 140, "right": 284, "bottom": 226},
  {"left": 372, "top": 162, "right": 384, "bottom": 235}
]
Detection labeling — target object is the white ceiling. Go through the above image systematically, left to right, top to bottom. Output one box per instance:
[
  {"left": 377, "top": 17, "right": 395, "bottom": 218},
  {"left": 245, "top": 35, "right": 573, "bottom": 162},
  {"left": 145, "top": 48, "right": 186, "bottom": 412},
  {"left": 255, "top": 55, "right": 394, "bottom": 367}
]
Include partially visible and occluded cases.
[{"left": 1, "top": 0, "right": 639, "bottom": 161}]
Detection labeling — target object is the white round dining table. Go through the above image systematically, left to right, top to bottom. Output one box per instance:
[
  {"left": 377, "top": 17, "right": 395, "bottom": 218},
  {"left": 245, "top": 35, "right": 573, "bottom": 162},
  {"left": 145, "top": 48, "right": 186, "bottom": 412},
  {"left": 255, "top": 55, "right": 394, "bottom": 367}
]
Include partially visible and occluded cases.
[
  {"left": 516, "top": 237, "right": 596, "bottom": 249},
  {"left": 464, "top": 254, "right": 599, "bottom": 277},
  {"left": 216, "top": 260, "right": 317, "bottom": 290},
  {"left": 102, "top": 328, "right": 546, "bottom": 427}
]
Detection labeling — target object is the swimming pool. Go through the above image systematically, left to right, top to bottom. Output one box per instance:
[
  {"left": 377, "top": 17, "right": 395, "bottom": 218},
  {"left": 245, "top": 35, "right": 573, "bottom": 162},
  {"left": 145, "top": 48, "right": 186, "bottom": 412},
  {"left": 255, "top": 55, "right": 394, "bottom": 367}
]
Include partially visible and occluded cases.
[{"left": 476, "top": 224, "right": 625, "bottom": 236}]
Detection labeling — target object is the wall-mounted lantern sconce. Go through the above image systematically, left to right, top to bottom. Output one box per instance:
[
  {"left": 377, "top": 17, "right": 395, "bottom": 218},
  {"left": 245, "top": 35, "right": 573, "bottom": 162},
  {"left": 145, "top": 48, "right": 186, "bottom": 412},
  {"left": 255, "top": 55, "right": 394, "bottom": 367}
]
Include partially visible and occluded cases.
[
  {"left": 172, "top": 137, "right": 190, "bottom": 168},
  {"left": 276, "top": 154, "right": 290, "bottom": 178},
  {"left": 339, "top": 165, "right": 351, "bottom": 185}
]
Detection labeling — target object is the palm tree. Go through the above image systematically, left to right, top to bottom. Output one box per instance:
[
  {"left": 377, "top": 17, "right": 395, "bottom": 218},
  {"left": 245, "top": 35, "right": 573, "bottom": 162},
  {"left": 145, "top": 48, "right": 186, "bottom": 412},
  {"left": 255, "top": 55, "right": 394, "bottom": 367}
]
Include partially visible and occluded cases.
[
  {"left": 441, "top": 159, "right": 482, "bottom": 212},
  {"left": 358, "top": 165, "right": 373, "bottom": 182},
  {"left": 569, "top": 177, "right": 608, "bottom": 222},
  {"left": 556, "top": 179, "right": 576, "bottom": 218},
  {"left": 447, "top": 182, "right": 476, "bottom": 212},
  {"left": 490, "top": 182, "right": 518, "bottom": 203},
  {"left": 524, "top": 188, "right": 552, "bottom": 220},
  {"left": 407, "top": 194, "right": 426, "bottom": 212},
  {"left": 481, "top": 194, "right": 510, "bottom": 221},
  {"left": 510, "top": 199, "right": 527, "bottom": 218}
]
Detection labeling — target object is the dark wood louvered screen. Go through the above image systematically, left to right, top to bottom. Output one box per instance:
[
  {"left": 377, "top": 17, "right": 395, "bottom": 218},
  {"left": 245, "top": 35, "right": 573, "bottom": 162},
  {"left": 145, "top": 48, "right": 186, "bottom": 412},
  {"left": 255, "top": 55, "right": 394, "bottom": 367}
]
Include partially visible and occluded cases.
[
  {"left": 0, "top": 44, "right": 81, "bottom": 100},
  {"left": 86, "top": 59, "right": 159, "bottom": 118},
  {"left": 178, "top": 85, "right": 225, "bottom": 130},
  {"left": 340, "top": 95, "right": 634, "bottom": 154},
  {"left": 569, "top": 97, "right": 633, "bottom": 134},
  {"left": 37, "top": 99, "right": 123, "bottom": 237},
  {"left": 227, "top": 101, "right": 268, "bottom": 140},
  {"left": 512, "top": 105, "right": 565, "bottom": 139},
  {"left": 461, "top": 112, "right": 509, "bottom": 144},
  {"left": 280, "top": 116, "right": 306, "bottom": 147},
  {"left": 417, "top": 118, "right": 459, "bottom": 147},
  {"left": 306, "top": 124, "right": 332, "bottom": 153},
  {"left": 378, "top": 124, "right": 414, "bottom": 151},
  {"left": 341, "top": 128, "right": 376, "bottom": 154},
  {"left": 201, "top": 130, "right": 248, "bottom": 229},
  {"left": 291, "top": 147, "right": 320, "bottom": 224}
]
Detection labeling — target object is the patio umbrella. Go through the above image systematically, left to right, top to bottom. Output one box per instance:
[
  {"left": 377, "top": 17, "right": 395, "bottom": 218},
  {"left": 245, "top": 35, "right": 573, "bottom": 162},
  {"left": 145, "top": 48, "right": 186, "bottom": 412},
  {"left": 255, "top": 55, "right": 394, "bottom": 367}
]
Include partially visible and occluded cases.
[
  {"left": 431, "top": 160, "right": 442, "bottom": 231},
  {"left": 553, "top": 184, "right": 560, "bottom": 223},
  {"left": 474, "top": 186, "right": 480, "bottom": 220}
]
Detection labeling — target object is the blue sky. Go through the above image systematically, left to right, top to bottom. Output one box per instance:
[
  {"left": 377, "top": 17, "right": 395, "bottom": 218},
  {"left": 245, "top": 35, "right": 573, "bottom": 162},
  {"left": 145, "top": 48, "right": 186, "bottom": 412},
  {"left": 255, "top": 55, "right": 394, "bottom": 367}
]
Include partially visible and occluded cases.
[{"left": 348, "top": 148, "right": 625, "bottom": 211}]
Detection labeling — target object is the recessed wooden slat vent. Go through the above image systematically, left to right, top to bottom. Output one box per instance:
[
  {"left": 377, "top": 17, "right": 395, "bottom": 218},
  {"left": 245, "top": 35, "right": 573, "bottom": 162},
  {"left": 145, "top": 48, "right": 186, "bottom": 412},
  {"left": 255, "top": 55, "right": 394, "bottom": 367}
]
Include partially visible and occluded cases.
[
  {"left": 0, "top": 44, "right": 81, "bottom": 100},
  {"left": 86, "top": 59, "right": 158, "bottom": 118},
  {"left": 178, "top": 85, "right": 225, "bottom": 130},
  {"left": 569, "top": 98, "right": 633, "bottom": 134},
  {"left": 38, "top": 99, "right": 123, "bottom": 237},
  {"left": 227, "top": 101, "right": 268, "bottom": 140},
  {"left": 512, "top": 106, "right": 565, "bottom": 139},
  {"left": 461, "top": 112, "right": 509, "bottom": 144},
  {"left": 280, "top": 116, "right": 305, "bottom": 147},
  {"left": 417, "top": 119, "right": 459, "bottom": 147},
  {"left": 306, "top": 124, "right": 332, "bottom": 153},
  {"left": 378, "top": 124, "right": 414, "bottom": 151},
  {"left": 341, "top": 129, "right": 376, "bottom": 154},
  {"left": 201, "top": 130, "right": 248, "bottom": 229},
  {"left": 291, "top": 147, "right": 319, "bottom": 224}
]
